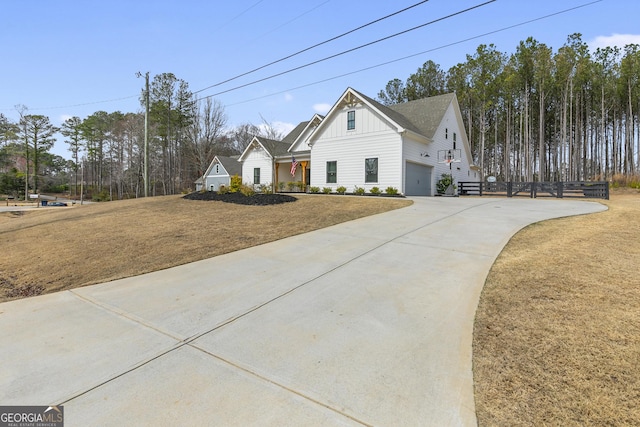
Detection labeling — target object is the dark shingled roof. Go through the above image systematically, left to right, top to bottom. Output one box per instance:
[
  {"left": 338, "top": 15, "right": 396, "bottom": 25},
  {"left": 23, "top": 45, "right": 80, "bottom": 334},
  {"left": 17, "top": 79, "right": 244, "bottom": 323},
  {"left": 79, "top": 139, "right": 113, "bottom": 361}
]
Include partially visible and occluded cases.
[
  {"left": 355, "top": 89, "right": 455, "bottom": 140},
  {"left": 282, "top": 121, "right": 309, "bottom": 146},
  {"left": 258, "top": 137, "right": 291, "bottom": 157},
  {"left": 216, "top": 155, "right": 242, "bottom": 176}
]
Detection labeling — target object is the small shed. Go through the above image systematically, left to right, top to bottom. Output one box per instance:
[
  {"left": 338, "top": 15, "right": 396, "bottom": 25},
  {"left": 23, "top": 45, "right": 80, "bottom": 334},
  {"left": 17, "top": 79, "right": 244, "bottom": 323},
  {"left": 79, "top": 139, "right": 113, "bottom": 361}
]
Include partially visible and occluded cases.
[{"left": 196, "top": 155, "right": 241, "bottom": 191}]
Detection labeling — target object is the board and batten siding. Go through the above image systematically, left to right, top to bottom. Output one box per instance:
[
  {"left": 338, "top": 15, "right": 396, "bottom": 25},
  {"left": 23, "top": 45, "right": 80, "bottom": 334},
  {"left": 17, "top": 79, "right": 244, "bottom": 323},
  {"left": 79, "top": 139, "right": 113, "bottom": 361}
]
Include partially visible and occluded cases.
[
  {"left": 401, "top": 100, "right": 479, "bottom": 194},
  {"left": 422, "top": 102, "right": 479, "bottom": 191},
  {"left": 310, "top": 105, "right": 403, "bottom": 192},
  {"left": 288, "top": 124, "right": 316, "bottom": 152},
  {"left": 402, "top": 136, "right": 434, "bottom": 195},
  {"left": 241, "top": 147, "right": 273, "bottom": 186},
  {"left": 204, "top": 164, "right": 230, "bottom": 191}
]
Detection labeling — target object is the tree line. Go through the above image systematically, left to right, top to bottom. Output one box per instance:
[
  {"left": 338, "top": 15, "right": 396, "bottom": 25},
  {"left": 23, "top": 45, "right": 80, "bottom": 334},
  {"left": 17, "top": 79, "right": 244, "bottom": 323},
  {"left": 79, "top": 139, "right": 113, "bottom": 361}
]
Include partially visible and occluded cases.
[
  {"left": 2, "top": 33, "right": 639, "bottom": 200},
  {"left": 378, "top": 33, "right": 640, "bottom": 184},
  {"left": 0, "top": 72, "right": 283, "bottom": 200}
]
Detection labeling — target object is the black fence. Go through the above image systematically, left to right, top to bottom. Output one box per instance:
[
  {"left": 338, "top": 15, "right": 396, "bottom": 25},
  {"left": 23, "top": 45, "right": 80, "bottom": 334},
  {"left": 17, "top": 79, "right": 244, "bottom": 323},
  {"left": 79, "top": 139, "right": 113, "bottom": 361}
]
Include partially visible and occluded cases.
[{"left": 458, "top": 181, "right": 609, "bottom": 200}]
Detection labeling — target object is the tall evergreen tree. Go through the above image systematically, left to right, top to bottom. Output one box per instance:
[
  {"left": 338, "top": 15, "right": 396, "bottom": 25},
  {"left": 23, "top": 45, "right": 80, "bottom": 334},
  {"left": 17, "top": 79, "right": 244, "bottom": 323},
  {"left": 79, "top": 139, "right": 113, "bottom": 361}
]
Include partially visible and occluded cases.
[
  {"left": 147, "top": 73, "right": 194, "bottom": 194},
  {"left": 18, "top": 115, "right": 57, "bottom": 193},
  {"left": 61, "top": 116, "right": 83, "bottom": 196}
]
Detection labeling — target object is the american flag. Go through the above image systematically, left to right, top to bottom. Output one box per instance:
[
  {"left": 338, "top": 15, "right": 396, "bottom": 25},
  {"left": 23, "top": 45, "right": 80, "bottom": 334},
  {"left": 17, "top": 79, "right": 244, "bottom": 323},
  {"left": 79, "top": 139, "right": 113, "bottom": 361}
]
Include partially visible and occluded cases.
[{"left": 290, "top": 156, "right": 298, "bottom": 176}]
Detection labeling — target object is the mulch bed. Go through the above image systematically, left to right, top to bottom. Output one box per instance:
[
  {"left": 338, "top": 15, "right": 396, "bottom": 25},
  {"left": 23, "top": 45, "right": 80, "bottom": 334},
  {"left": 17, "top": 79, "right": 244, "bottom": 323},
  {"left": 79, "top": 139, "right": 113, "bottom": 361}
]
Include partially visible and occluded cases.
[{"left": 183, "top": 191, "right": 297, "bottom": 206}]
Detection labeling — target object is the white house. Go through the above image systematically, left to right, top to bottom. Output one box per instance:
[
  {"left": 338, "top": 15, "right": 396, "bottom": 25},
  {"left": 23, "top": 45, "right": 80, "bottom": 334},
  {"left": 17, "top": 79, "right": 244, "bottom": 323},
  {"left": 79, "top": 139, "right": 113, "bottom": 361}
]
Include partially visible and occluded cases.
[
  {"left": 236, "top": 87, "right": 479, "bottom": 195},
  {"left": 237, "top": 136, "right": 292, "bottom": 191},
  {"left": 195, "top": 155, "right": 242, "bottom": 191}
]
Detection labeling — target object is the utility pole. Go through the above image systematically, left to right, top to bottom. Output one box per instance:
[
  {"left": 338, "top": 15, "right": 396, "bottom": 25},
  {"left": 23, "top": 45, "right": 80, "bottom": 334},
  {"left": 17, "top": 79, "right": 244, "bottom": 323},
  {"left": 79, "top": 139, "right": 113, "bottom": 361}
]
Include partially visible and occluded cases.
[
  {"left": 137, "top": 71, "right": 150, "bottom": 197},
  {"left": 15, "top": 105, "right": 29, "bottom": 202},
  {"left": 80, "top": 161, "right": 84, "bottom": 205}
]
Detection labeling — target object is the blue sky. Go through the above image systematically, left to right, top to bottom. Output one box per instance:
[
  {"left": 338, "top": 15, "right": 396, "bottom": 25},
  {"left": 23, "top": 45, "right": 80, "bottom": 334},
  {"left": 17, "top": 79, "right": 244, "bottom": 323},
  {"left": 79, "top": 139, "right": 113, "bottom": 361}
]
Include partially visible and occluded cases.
[{"left": 2, "top": 0, "right": 639, "bottom": 159}]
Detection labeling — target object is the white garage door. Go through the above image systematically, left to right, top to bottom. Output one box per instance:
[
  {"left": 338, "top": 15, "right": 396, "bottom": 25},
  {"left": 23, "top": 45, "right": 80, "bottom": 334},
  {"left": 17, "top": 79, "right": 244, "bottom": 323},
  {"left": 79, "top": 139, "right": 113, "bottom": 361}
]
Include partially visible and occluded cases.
[{"left": 405, "top": 162, "right": 432, "bottom": 196}]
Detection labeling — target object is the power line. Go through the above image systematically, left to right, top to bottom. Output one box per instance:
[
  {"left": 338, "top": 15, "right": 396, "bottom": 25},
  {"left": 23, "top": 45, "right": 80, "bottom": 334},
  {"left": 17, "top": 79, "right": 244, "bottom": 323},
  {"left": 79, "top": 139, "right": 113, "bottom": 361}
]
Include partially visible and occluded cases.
[
  {"left": 0, "top": 0, "right": 431, "bottom": 114},
  {"left": 1, "top": 0, "right": 601, "bottom": 115},
  {"left": 193, "top": 0, "right": 432, "bottom": 94},
  {"left": 199, "top": 0, "right": 495, "bottom": 99},
  {"left": 214, "top": 0, "right": 267, "bottom": 34},
  {"left": 225, "top": 0, "right": 603, "bottom": 107},
  {"left": 246, "top": 0, "right": 332, "bottom": 44},
  {"left": 0, "top": 94, "right": 139, "bottom": 112}
]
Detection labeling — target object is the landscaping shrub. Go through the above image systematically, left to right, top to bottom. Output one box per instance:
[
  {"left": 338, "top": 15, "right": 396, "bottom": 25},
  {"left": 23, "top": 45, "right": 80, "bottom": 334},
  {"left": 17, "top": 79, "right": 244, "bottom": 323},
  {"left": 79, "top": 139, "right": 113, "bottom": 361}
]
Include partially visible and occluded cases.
[
  {"left": 230, "top": 175, "right": 242, "bottom": 193},
  {"left": 240, "top": 184, "right": 255, "bottom": 196},
  {"left": 259, "top": 184, "right": 273, "bottom": 194},
  {"left": 310, "top": 186, "right": 320, "bottom": 193},
  {"left": 336, "top": 186, "right": 347, "bottom": 194},
  {"left": 353, "top": 186, "right": 365, "bottom": 195},
  {"left": 370, "top": 186, "right": 381, "bottom": 195},
  {"left": 384, "top": 186, "right": 399, "bottom": 195},
  {"left": 322, "top": 187, "right": 332, "bottom": 194}
]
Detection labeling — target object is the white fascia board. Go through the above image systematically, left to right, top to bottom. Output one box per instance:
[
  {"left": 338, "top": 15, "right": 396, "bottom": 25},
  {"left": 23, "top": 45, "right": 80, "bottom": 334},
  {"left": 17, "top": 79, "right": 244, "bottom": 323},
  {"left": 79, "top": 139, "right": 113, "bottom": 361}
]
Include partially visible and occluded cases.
[
  {"left": 308, "top": 88, "right": 407, "bottom": 145},
  {"left": 288, "top": 114, "right": 323, "bottom": 152},
  {"left": 402, "top": 129, "right": 431, "bottom": 144},
  {"left": 238, "top": 137, "right": 271, "bottom": 161},
  {"left": 201, "top": 155, "right": 219, "bottom": 178}
]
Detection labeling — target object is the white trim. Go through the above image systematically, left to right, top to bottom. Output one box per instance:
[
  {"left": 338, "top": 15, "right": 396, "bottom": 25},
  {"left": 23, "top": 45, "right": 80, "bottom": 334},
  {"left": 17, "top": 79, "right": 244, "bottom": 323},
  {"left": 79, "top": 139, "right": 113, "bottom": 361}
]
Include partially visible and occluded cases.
[
  {"left": 308, "top": 88, "right": 407, "bottom": 146},
  {"left": 287, "top": 114, "right": 323, "bottom": 153},
  {"left": 239, "top": 137, "right": 272, "bottom": 162}
]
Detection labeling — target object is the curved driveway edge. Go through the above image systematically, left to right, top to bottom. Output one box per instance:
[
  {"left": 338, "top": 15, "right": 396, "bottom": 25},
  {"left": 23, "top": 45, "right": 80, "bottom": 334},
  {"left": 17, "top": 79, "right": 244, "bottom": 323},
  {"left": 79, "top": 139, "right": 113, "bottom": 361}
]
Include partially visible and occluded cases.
[{"left": 0, "top": 197, "right": 606, "bottom": 426}]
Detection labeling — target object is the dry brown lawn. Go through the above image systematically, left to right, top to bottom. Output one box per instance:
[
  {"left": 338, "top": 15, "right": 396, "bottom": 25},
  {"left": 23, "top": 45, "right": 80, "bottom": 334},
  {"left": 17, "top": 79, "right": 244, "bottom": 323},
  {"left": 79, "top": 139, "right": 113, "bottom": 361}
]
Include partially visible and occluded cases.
[
  {"left": 474, "top": 189, "right": 640, "bottom": 426},
  {"left": 0, "top": 194, "right": 411, "bottom": 302}
]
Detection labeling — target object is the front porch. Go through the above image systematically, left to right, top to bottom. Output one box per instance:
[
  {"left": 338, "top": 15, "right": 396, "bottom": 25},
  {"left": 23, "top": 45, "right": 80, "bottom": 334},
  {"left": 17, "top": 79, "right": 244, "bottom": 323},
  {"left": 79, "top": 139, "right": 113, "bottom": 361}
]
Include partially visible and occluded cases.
[{"left": 274, "top": 158, "right": 310, "bottom": 193}]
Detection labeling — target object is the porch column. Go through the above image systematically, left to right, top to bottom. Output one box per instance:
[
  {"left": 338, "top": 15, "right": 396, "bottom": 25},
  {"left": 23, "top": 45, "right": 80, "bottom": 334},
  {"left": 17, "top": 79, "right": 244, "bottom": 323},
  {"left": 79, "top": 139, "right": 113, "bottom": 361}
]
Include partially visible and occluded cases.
[
  {"left": 274, "top": 161, "right": 279, "bottom": 192},
  {"left": 301, "top": 161, "right": 308, "bottom": 191}
]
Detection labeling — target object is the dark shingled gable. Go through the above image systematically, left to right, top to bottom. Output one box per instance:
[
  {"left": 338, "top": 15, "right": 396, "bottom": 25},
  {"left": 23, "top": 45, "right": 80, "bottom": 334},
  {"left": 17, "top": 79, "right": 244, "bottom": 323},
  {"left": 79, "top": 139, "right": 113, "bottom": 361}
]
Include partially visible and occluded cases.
[
  {"left": 388, "top": 93, "right": 455, "bottom": 139},
  {"left": 282, "top": 121, "right": 309, "bottom": 146},
  {"left": 258, "top": 137, "right": 291, "bottom": 157},
  {"left": 216, "top": 155, "right": 242, "bottom": 176}
]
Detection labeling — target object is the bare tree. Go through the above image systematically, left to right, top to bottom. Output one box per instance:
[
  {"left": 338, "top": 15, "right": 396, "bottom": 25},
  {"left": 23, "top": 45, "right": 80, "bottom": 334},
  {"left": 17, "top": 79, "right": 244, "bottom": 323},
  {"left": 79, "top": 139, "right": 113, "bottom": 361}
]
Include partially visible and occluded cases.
[
  {"left": 185, "top": 98, "right": 228, "bottom": 178},
  {"left": 257, "top": 115, "right": 285, "bottom": 141},
  {"left": 231, "top": 122, "right": 261, "bottom": 153}
]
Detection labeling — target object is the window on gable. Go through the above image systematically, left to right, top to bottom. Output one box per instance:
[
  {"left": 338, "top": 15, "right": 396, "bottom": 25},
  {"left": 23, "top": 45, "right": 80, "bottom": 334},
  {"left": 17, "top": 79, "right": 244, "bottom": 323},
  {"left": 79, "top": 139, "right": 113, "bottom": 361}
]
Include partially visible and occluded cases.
[
  {"left": 347, "top": 110, "right": 355, "bottom": 130},
  {"left": 445, "top": 128, "right": 448, "bottom": 139},
  {"left": 453, "top": 132, "right": 457, "bottom": 150},
  {"left": 365, "top": 158, "right": 378, "bottom": 183},
  {"left": 326, "top": 161, "right": 337, "bottom": 183},
  {"left": 215, "top": 164, "right": 220, "bottom": 174},
  {"left": 253, "top": 168, "right": 260, "bottom": 184}
]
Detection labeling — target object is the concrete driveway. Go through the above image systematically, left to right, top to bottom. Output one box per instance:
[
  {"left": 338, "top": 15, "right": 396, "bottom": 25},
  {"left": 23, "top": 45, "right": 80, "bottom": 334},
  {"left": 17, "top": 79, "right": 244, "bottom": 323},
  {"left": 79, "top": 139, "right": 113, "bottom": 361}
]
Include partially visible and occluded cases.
[{"left": 0, "top": 197, "right": 606, "bottom": 426}]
